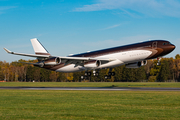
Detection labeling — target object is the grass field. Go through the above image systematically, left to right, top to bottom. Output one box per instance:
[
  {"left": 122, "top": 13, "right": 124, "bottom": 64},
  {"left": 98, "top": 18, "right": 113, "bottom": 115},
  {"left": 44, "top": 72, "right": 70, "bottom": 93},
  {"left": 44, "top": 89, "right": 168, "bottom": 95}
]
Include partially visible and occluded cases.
[
  {"left": 0, "top": 82, "right": 180, "bottom": 88},
  {"left": 0, "top": 82, "right": 180, "bottom": 119},
  {"left": 0, "top": 90, "right": 180, "bottom": 120}
]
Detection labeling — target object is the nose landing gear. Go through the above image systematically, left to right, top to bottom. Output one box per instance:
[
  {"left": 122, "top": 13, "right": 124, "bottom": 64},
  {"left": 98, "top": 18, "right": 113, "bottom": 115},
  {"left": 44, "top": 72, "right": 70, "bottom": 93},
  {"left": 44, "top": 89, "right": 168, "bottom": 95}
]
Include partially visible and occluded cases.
[{"left": 157, "top": 57, "right": 161, "bottom": 66}]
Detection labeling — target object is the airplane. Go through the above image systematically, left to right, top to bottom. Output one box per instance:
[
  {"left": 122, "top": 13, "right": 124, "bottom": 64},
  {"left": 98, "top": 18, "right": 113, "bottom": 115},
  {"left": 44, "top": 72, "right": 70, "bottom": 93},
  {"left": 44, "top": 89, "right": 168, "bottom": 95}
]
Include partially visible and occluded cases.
[{"left": 4, "top": 38, "right": 175, "bottom": 79}]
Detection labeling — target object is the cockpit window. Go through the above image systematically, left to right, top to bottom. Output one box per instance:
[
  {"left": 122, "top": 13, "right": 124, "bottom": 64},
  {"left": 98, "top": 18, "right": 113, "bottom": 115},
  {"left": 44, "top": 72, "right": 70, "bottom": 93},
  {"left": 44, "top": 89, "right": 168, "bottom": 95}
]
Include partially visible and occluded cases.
[
  {"left": 163, "top": 42, "right": 171, "bottom": 45},
  {"left": 163, "top": 43, "right": 167, "bottom": 45}
]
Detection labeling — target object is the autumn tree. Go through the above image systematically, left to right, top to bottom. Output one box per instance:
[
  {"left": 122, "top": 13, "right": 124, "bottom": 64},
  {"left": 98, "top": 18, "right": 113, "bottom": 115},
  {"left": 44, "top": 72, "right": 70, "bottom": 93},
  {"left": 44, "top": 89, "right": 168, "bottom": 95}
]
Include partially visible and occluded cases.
[
  {"left": 175, "top": 54, "right": 180, "bottom": 59},
  {"left": 157, "top": 59, "right": 170, "bottom": 81},
  {"left": 114, "top": 65, "right": 124, "bottom": 81},
  {"left": 135, "top": 66, "right": 147, "bottom": 81},
  {"left": 40, "top": 68, "right": 50, "bottom": 82},
  {"left": 49, "top": 71, "right": 58, "bottom": 82},
  {"left": 57, "top": 72, "right": 66, "bottom": 82}
]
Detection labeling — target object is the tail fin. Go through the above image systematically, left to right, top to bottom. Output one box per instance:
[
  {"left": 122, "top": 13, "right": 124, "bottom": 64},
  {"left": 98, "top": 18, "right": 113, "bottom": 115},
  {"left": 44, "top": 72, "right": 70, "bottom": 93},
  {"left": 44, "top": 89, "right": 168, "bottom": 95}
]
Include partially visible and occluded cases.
[{"left": 30, "top": 38, "right": 51, "bottom": 55}]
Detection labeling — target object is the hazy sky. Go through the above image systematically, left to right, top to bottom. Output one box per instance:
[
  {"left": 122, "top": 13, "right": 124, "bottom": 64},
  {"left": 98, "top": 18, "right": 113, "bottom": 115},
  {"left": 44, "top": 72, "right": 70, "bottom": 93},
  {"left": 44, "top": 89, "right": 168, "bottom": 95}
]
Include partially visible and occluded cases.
[{"left": 1, "top": 0, "right": 180, "bottom": 62}]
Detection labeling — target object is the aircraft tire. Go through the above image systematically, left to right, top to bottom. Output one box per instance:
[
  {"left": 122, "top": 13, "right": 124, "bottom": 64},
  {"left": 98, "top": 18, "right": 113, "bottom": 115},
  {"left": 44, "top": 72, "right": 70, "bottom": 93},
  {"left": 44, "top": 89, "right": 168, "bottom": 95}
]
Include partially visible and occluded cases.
[{"left": 111, "top": 72, "right": 115, "bottom": 76}]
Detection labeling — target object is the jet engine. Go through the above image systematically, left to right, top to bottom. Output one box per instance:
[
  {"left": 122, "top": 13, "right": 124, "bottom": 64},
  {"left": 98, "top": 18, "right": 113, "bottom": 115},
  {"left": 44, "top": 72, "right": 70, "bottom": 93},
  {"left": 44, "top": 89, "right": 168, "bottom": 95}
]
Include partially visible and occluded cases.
[
  {"left": 38, "top": 57, "right": 61, "bottom": 67},
  {"left": 44, "top": 57, "right": 61, "bottom": 65},
  {"left": 84, "top": 60, "right": 101, "bottom": 68},
  {"left": 125, "top": 60, "right": 147, "bottom": 68}
]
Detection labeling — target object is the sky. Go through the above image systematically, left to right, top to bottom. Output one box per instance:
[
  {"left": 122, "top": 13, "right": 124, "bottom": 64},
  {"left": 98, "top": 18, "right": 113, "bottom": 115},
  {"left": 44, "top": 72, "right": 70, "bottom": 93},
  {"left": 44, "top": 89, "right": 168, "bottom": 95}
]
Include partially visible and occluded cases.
[{"left": 1, "top": 0, "right": 180, "bottom": 62}]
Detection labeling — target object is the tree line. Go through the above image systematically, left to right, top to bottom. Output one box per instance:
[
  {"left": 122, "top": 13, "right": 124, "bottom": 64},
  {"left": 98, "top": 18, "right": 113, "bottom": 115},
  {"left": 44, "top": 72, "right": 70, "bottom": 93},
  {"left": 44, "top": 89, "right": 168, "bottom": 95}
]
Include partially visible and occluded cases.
[{"left": 1, "top": 54, "right": 180, "bottom": 82}]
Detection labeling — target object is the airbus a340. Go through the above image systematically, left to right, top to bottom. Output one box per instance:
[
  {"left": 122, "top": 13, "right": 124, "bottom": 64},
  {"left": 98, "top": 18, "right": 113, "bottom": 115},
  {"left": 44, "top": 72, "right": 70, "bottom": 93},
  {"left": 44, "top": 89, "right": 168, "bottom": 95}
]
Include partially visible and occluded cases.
[{"left": 4, "top": 38, "right": 175, "bottom": 79}]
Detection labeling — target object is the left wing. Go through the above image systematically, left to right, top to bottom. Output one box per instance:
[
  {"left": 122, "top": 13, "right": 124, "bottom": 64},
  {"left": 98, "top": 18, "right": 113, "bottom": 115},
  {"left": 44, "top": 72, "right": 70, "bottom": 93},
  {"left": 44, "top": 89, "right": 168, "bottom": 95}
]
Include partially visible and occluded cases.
[
  {"left": 3, "top": 48, "right": 50, "bottom": 58},
  {"left": 4, "top": 48, "right": 115, "bottom": 66}
]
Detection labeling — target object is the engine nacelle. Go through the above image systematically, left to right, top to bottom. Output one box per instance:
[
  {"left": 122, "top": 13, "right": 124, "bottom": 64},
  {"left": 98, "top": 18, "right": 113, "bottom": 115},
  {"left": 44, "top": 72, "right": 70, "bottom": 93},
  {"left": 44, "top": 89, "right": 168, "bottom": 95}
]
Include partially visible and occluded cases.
[
  {"left": 44, "top": 57, "right": 61, "bottom": 66},
  {"left": 84, "top": 60, "right": 101, "bottom": 68},
  {"left": 125, "top": 60, "right": 147, "bottom": 68},
  {"left": 141, "top": 60, "right": 147, "bottom": 66}
]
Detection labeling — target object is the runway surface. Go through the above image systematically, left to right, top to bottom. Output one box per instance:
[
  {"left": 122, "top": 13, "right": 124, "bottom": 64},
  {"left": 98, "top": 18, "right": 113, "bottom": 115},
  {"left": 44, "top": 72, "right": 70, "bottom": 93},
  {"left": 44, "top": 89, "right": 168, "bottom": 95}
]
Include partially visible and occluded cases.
[{"left": 0, "top": 87, "right": 180, "bottom": 91}]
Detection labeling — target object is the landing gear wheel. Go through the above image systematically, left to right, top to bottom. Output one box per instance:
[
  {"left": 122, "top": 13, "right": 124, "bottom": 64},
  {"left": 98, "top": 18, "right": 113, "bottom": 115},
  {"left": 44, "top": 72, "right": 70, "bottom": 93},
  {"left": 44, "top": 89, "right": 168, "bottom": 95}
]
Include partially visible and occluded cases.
[
  {"left": 157, "top": 62, "right": 161, "bottom": 66},
  {"left": 93, "top": 70, "right": 99, "bottom": 76},
  {"left": 85, "top": 72, "right": 91, "bottom": 76},
  {"left": 85, "top": 72, "right": 88, "bottom": 76},
  {"left": 87, "top": 72, "right": 91, "bottom": 76},
  {"left": 95, "top": 72, "right": 99, "bottom": 76},
  {"left": 108, "top": 72, "right": 115, "bottom": 76},
  {"left": 108, "top": 72, "right": 112, "bottom": 76},
  {"left": 111, "top": 72, "right": 115, "bottom": 76},
  {"left": 105, "top": 75, "right": 111, "bottom": 79},
  {"left": 105, "top": 75, "right": 108, "bottom": 79},
  {"left": 108, "top": 75, "right": 111, "bottom": 79},
  {"left": 81, "top": 76, "right": 84, "bottom": 80}
]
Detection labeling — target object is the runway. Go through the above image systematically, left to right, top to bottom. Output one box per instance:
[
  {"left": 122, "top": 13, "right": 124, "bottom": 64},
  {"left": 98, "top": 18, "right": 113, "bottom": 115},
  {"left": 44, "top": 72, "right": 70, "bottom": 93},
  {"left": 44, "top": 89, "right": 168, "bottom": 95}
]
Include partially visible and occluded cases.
[{"left": 0, "top": 87, "right": 180, "bottom": 91}]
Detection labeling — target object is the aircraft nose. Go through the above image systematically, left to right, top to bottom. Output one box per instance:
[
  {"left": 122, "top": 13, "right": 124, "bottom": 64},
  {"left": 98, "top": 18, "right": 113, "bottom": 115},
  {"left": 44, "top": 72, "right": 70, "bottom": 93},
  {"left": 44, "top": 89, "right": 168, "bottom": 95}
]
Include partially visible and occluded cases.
[
  {"left": 161, "top": 43, "right": 176, "bottom": 56},
  {"left": 166, "top": 44, "right": 176, "bottom": 53},
  {"left": 171, "top": 44, "right": 176, "bottom": 51}
]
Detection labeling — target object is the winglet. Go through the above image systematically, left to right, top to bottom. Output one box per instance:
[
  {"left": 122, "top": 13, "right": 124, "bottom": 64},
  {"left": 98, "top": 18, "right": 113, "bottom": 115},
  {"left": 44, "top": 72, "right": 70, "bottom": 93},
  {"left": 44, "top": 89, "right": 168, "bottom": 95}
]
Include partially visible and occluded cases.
[{"left": 3, "top": 48, "right": 13, "bottom": 54}]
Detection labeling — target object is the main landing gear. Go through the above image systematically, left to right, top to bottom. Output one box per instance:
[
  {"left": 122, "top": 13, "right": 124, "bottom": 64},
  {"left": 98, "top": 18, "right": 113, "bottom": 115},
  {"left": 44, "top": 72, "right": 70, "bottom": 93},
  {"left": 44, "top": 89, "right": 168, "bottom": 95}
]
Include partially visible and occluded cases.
[
  {"left": 80, "top": 68, "right": 115, "bottom": 80},
  {"left": 104, "top": 68, "right": 115, "bottom": 79},
  {"left": 81, "top": 70, "right": 99, "bottom": 80}
]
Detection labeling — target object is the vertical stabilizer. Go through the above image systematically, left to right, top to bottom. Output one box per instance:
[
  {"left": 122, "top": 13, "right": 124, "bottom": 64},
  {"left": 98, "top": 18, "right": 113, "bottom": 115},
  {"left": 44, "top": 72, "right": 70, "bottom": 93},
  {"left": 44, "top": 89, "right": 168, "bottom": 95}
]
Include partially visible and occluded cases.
[{"left": 30, "top": 38, "right": 51, "bottom": 55}]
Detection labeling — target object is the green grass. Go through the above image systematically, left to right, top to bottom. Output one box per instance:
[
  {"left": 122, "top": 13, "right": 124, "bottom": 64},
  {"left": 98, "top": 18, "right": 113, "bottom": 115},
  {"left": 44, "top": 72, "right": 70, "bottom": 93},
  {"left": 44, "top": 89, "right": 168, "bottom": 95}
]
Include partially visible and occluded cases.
[
  {"left": 0, "top": 82, "right": 180, "bottom": 88},
  {"left": 0, "top": 90, "right": 179, "bottom": 120}
]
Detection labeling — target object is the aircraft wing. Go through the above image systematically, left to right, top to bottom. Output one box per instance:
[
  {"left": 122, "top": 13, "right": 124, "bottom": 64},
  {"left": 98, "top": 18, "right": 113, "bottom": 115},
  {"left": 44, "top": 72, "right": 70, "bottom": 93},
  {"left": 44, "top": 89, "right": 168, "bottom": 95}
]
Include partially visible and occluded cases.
[
  {"left": 4, "top": 48, "right": 115, "bottom": 66},
  {"left": 4, "top": 48, "right": 50, "bottom": 58},
  {"left": 59, "top": 56, "right": 115, "bottom": 66},
  {"left": 59, "top": 56, "right": 115, "bottom": 61}
]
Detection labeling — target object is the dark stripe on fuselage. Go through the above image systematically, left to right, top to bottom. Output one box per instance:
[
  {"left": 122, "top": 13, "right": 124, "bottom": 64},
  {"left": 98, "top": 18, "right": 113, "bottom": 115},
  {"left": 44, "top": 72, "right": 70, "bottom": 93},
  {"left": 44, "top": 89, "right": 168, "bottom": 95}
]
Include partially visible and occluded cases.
[{"left": 72, "top": 40, "right": 173, "bottom": 59}]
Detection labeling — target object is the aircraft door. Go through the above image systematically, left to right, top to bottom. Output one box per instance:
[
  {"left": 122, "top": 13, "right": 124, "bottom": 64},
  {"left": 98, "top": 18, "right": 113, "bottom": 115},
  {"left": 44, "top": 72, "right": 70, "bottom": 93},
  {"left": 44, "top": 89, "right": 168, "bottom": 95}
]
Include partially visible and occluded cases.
[{"left": 152, "top": 41, "right": 157, "bottom": 49}]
